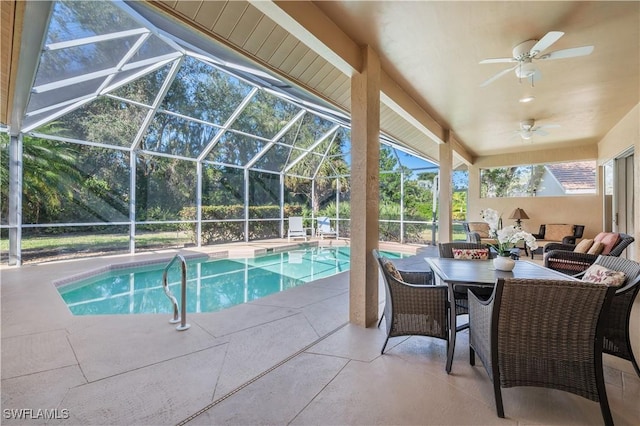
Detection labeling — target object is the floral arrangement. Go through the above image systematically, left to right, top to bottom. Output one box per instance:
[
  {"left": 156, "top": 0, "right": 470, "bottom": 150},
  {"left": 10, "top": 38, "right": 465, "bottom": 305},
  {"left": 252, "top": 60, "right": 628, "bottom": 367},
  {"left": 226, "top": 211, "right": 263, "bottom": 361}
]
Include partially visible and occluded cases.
[{"left": 480, "top": 208, "right": 538, "bottom": 256}]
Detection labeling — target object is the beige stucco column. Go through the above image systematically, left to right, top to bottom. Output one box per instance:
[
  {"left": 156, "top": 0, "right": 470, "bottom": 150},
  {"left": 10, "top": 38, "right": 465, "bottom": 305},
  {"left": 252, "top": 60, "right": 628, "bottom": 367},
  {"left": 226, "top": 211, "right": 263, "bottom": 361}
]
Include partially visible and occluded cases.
[
  {"left": 350, "top": 46, "right": 380, "bottom": 327},
  {"left": 438, "top": 131, "right": 453, "bottom": 243}
]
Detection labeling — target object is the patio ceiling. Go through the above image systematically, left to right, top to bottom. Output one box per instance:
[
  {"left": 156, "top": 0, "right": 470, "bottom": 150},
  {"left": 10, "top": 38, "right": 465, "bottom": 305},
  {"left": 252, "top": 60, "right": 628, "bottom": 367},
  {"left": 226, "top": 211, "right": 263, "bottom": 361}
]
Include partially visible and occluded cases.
[{"left": 2, "top": 1, "right": 639, "bottom": 166}]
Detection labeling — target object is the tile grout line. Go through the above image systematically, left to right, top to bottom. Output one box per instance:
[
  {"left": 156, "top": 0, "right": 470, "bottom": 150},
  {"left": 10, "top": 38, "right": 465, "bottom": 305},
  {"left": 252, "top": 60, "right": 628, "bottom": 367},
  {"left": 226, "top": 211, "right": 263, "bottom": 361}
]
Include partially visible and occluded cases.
[{"left": 175, "top": 321, "right": 349, "bottom": 426}]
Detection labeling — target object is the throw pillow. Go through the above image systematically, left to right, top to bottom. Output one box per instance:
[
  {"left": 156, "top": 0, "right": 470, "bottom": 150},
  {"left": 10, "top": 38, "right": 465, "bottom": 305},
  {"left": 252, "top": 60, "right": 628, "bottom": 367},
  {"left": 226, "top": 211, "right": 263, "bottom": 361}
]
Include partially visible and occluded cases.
[
  {"left": 594, "top": 232, "right": 620, "bottom": 255},
  {"left": 573, "top": 239, "right": 594, "bottom": 253},
  {"left": 587, "top": 242, "right": 605, "bottom": 256},
  {"left": 452, "top": 248, "right": 489, "bottom": 260},
  {"left": 380, "top": 257, "right": 403, "bottom": 281},
  {"left": 582, "top": 264, "right": 626, "bottom": 287}
]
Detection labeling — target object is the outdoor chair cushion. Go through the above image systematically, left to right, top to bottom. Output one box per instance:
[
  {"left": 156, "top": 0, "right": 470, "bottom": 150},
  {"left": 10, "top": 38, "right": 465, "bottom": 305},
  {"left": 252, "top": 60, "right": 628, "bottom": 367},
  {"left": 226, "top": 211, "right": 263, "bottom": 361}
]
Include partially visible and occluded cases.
[
  {"left": 468, "top": 222, "right": 491, "bottom": 238},
  {"left": 544, "top": 224, "right": 575, "bottom": 242},
  {"left": 594, "top": 232, "right": 620, "bottom": 255},
  {"left": 573, "top": 239, "right": 594, "bottom": 253},
  {"left": 452, "top": 248, "right": 489, "bottom": 260},
  {"left": 582, "top": 264, "right": 626, "bottom": 287}
]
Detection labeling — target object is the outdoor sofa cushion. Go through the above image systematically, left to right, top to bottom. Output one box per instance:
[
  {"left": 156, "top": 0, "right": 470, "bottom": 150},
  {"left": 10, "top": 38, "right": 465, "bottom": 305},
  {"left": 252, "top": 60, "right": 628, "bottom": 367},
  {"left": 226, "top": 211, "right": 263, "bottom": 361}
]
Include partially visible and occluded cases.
[
  {"left": 544, "top": 224, "right": 575, "bottom": 242},
  {"left": 573, "top": 239, "right": 594, "bottom": 253},
  {"left": 587, "top": 242, "right": 605, "bottom": 256}
]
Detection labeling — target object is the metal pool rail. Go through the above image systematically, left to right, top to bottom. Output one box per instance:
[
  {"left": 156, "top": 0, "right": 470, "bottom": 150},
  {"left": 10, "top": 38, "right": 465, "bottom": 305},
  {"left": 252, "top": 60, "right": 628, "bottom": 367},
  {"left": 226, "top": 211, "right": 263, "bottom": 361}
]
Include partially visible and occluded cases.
[{"left": 162, "top": 254, "right": 190, "bottom": 331}]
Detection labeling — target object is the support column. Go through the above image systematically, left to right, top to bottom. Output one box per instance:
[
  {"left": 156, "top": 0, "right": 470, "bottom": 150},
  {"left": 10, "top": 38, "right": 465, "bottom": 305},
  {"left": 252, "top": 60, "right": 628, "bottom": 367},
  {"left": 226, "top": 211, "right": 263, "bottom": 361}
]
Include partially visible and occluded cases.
[
  {"left": 350, "top": 46, "right": 380, "bottom": 327},
  {"left": 438, "top": 131, "right": 453, "bottom": 243},
  {"left": 8, "top": 134, "right": 22, "bottom": 266}
]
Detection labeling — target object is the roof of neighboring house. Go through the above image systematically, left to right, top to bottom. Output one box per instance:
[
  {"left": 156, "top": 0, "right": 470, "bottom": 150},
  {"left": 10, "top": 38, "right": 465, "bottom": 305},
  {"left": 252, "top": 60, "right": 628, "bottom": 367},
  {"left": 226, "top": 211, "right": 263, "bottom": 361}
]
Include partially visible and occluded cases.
[{"left": 546, "top": 162, "right": 597, "bottom": 191}]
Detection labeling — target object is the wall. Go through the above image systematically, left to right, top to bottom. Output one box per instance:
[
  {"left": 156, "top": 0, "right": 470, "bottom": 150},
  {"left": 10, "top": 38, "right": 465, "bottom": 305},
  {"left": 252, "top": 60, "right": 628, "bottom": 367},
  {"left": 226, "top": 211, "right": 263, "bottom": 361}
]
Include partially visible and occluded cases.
[
  {"left": 597, "top": 103, "right": 639, "bottom": 377},
  {"left": 598, "top": 103, "right": 639, "bottom": 262},
  {"left": 467, "top": 144, "right": 602, "bottom": 238},
  {"left": 467, "top": 186, "right": 602, "bottom": 238}
]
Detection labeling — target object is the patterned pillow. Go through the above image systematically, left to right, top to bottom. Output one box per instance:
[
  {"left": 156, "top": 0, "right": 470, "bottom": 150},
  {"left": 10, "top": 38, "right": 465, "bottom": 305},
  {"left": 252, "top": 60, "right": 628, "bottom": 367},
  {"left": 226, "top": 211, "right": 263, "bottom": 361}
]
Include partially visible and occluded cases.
[
  {"left": 573, "top": 238, "right": 594, "bottom": 253},
  {"left": 452, "top": 248, "right": 489, "bottom": 260},
  {"left": 380, "top": 257, "right": 403, "bottom": 281},
  {"left": 581, "top": 264, "right": 626, "bottom": 287}
]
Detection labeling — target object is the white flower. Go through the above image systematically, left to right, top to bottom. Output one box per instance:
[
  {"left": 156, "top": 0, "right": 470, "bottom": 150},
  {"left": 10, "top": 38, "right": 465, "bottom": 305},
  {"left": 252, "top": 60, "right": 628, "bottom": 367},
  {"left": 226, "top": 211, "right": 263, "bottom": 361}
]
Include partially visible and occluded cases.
[
  {"left": 480, "top": 208, "right": 501, "bottom": 231},
  {"left": 482, "top": 212, "right": 538, "bottom": 255}
]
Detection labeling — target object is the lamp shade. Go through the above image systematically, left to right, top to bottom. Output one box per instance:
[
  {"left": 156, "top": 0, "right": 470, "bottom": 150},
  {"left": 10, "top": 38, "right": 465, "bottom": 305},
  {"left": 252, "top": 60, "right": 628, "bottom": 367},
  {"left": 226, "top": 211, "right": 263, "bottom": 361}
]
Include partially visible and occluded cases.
[{"left": 509, "top": 208, "right": 529, "bottom": 220}]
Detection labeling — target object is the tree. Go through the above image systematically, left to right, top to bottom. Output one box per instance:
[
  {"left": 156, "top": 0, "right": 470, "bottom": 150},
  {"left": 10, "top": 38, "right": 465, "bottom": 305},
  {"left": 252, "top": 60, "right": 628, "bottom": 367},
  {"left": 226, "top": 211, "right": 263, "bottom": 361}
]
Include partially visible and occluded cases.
[{"left": 0, "top": 130, "right": 81, "bottom": 225}]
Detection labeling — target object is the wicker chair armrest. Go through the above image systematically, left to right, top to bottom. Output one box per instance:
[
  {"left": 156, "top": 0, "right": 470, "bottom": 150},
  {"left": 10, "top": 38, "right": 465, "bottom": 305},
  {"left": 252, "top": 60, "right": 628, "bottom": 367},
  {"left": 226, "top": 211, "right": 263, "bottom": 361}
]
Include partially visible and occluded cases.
[
  {"left": 531, "top": 233, "right": 544, "bottom": 239},
  {"left": 562, "top": 236, "right": 577, "bottom": 245},
  {"left": 543, "top": 242, "right": 576, "bottom": 253},
  {"left": 545, "top": 249, "right": 598, "bottom": 264},
  {"left": 544, "top": 250, "right": 598, "bottom": 275},
  {"left": 387, "top": 275, "right": 449, "bottom": 318},
  {"left": 468, "top": 289, "right": 495, "bottom": 378}
]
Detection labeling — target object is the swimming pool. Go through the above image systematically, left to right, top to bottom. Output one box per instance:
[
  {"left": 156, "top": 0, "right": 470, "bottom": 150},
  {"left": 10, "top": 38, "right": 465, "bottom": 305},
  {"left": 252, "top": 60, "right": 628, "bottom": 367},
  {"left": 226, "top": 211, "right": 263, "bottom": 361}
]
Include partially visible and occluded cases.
[{"left": 57, "top": 246, "right": 408, "bottom": 316}]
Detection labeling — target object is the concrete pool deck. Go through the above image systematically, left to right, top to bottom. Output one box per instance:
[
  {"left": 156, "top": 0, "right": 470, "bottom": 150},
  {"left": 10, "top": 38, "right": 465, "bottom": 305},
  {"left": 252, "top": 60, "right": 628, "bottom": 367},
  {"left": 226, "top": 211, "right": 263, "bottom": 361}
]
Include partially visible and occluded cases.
[{"left": 1, "top": 239, "right": 639, "bottom": 425}]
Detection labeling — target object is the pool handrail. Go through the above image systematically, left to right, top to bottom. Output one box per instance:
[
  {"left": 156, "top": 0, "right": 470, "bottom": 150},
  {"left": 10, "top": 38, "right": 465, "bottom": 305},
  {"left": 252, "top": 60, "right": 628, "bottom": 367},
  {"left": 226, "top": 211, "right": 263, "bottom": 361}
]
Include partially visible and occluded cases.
[{"left": 162, "top": 254, "right": 190, "bottom": 331}]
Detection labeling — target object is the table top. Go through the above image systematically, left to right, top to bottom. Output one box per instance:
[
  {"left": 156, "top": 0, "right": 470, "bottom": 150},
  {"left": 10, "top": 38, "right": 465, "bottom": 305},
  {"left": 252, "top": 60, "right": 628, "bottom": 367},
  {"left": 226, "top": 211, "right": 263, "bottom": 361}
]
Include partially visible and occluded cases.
[{"left": 425, "top": 258, "right": 577, "bottom": 284}]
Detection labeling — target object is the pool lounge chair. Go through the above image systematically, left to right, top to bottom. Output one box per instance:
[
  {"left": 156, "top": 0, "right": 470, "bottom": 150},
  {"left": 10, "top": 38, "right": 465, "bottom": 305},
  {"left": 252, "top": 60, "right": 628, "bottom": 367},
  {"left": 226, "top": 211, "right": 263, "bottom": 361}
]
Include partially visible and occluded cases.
[
  {"left": 287, "top": 217, "right": 307, "bottom": 242},
  {"left": 317, "top": 217, "right": 337, "bottom": 239}
]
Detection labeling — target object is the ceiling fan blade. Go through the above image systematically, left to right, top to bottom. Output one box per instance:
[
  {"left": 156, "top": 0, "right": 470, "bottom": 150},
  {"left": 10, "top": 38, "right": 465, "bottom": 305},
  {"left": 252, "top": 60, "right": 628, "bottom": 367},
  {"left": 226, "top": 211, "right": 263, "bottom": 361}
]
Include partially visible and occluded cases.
[
  {"left": 530, "top": 31, "right": 564, "bottom": 55},
  {"left": 538, "top": 45, "right": 594, "bottom": 60},
  {"left": 479, "top": 57, "right": 517, "bottom": 64},
  {"left": 480, "top": 64, "right": 518, "bottom": 87},
  {"left": 538, "top": 124, "right": 561, "bottom": 130},
  {"left": 534, "top": 129, "right": 549, "bottom": 136}
]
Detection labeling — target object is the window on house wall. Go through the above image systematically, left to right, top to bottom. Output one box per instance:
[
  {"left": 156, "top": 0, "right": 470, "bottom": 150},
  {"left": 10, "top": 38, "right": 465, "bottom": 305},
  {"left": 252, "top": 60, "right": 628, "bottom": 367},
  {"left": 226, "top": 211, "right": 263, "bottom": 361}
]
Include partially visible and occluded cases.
[{"left": 480, "top": 161, "right": 597, "bottom": 198}]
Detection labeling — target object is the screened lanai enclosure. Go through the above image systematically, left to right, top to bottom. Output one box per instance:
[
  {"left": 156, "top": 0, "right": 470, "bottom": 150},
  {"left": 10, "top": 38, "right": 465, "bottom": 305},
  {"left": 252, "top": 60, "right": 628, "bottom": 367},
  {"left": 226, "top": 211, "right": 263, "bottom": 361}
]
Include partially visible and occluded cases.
[{"left": 1, "top": 0, "right": 452, "bottom": 265}]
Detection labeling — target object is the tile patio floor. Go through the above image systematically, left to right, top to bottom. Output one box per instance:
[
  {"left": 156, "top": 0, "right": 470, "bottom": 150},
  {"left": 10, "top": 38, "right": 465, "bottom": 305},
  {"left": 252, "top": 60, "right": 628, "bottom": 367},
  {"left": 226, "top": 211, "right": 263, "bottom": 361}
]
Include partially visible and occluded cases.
[{"left": 1, "top": 240, "right": 639, "bottom": 425}]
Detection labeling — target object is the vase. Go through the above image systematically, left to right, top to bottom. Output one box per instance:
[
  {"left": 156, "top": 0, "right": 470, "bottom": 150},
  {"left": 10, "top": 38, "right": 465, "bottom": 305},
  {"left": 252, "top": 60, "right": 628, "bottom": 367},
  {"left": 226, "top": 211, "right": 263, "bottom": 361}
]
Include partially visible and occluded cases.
[{"left": 493, "top": 255, "right": 515, "bottom": 272}]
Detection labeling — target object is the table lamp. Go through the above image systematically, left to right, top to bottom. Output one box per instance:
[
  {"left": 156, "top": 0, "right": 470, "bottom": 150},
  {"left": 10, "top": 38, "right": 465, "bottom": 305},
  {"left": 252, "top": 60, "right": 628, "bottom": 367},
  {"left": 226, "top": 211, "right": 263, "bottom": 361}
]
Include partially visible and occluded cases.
[{"left": 509, "top": 208, "right": 529, "bottom": 228}]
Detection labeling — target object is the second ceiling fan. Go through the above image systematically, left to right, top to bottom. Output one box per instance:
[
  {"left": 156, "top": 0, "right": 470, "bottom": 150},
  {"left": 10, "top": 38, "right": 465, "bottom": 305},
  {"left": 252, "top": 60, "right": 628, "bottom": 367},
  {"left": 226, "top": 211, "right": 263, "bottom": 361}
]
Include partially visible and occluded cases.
[
  {"left": 480, "top": 31, "right": 594, "bottom": 87},
  {"left": 515, "top": 119, "right": 560, "bottom": 140}
]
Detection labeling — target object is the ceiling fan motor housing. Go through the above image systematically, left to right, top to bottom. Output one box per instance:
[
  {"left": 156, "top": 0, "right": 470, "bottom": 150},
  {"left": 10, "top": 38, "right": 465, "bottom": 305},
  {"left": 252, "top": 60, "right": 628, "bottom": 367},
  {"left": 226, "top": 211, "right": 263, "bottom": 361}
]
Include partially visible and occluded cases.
[
  {"left": 513, "top": 40, "right": 539, "bottom": 78},
  {"left": 520, "top": 119, "right": 535, "bottom": 130}
]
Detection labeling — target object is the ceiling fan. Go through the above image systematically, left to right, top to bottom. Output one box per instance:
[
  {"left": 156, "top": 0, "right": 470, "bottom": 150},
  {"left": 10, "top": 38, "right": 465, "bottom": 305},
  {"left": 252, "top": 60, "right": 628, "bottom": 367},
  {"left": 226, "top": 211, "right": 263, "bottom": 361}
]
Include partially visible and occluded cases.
[
  {"left": 480, "top": 31, "right": 594, "bottom": 87},
  {"left": 515, "top": 119, "right": 560, "bottom": 140}
]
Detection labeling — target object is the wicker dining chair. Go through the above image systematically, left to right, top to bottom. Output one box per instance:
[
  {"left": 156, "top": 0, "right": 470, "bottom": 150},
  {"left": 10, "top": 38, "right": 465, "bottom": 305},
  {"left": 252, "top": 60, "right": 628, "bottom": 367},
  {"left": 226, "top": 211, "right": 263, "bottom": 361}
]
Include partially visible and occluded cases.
[
  {"left": 438, "top": 242, "right": 495, "bottom": 330},
  {"left": 373, "top": 250, "right": 450, "bottom": 367},
  {"left": 581, "top": 256, "right": 640, "bottom": 377},
  {"left": 469, "top": 277, "right": 616, "bottom": 425}
]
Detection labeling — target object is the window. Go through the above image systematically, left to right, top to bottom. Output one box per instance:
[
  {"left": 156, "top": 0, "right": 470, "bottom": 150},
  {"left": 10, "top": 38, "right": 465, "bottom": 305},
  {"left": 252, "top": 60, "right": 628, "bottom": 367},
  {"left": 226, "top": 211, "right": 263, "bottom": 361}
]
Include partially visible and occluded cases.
[{"left": 480, "top": 161, "right": 596, "bottom": 198}]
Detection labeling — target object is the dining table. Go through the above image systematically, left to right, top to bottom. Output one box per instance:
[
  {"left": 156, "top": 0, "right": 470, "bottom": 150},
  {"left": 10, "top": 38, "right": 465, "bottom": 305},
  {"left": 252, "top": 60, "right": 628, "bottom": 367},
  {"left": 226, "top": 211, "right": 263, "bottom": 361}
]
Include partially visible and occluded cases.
[{"left": 424, "top": 257, "right": 578, "bottom": 373}]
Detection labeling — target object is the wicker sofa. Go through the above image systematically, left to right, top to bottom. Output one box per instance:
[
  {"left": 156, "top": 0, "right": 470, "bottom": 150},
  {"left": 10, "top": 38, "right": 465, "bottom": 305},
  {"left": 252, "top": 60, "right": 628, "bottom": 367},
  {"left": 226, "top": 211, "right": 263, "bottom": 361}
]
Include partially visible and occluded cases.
[{"left": 544, "top": 232, "right": 635, "bottom": 275}]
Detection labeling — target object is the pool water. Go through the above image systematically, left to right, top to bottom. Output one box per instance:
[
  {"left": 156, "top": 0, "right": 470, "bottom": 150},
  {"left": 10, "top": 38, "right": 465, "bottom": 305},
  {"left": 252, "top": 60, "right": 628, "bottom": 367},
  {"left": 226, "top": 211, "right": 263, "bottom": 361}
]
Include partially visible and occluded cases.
[{"left": 58, "top": 246, "right": 407, "bottom": 316}]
